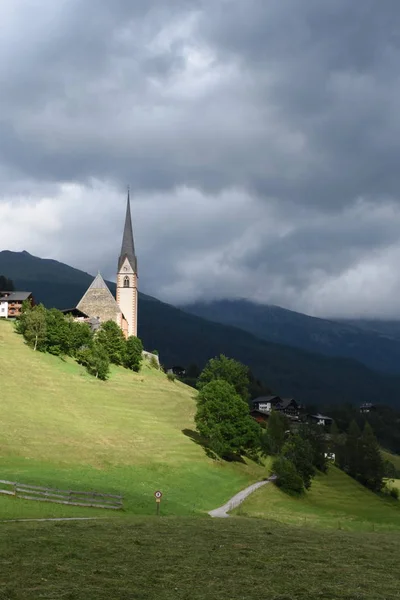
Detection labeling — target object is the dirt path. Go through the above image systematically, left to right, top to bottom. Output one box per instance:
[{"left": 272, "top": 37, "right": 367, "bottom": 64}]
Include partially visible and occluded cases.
[{"left": 208, "top": 476, "right": 276, "bottom": 518}]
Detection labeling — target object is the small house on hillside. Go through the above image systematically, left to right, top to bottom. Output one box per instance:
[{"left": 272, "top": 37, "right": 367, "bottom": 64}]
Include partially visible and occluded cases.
[
  {"left": 0, "top": 291, "right": 34, "bottom": 319},
  {"left": 252, "top": 396, "right": 301, "bottom": 420},
  {"left": 252, "top": 396, "right": 281, "bottom": 413},
  {"left": 360, "top": 403, "right": 376, "bottom": 414},
  {"left": 308, "top": 413, "right": 333, "bottom": 427}
]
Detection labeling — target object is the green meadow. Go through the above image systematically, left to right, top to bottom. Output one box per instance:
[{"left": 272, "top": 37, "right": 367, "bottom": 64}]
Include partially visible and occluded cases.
[
  {"left": 0, "top": 320, "right": 264, "bottom": 518},
  {"left": 235, "top": 464, "right": 400, "bottom": 532}
]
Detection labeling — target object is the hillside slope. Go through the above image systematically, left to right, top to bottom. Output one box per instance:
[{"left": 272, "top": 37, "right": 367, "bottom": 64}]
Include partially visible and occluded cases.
[
  {"left": 2, "top": 250, "right": 400, "bottom": 407},
  {"left": 183, "top": 299, "right": 400, "bottom": 375},
  {"left": 0, "top": 320, "right": 264, "bottom": 518},
  {"left": 236, "top": 465, "right": 400, "bottom": 532}
]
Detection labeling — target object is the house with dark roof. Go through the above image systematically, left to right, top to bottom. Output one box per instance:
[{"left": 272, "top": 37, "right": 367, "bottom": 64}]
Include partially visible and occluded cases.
[
  {"left": 0, "top": 291, "right": 34, "bottom": 319},
  {"left": 252, "top": 395, "right": 301, "bottom": 419},
  {"left": 360, "top": 403, "right": 376, "bottom": 414},
  {"left": 308, "top": 413, "right": 333, "bottom": 427}
]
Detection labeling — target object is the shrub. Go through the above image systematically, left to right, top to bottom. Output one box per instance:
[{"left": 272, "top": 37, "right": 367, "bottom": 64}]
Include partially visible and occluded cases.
[
  {"left": 124, "top": 336, "right": 143, "bottom": 372},
  {"left": 149, "top": 355, "right": 159, "bottom": 369},
  {"left": 167, "top": 372, "right": 176, "bottom": 382},
  {"left": 272, "top": 456, "right": 304, "bottom": 495},
  {"left": 390, "top": 487, "right": 399, "bottom": 500}
]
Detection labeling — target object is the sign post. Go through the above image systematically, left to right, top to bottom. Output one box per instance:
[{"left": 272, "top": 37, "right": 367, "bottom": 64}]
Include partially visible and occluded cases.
[{"left": 154, "top": 490, "right": 162, "bottom": 516}]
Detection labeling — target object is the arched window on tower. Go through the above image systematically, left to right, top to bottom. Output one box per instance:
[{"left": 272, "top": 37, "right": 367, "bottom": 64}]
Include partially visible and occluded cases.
[{"left": 123, "top": 276, "right": 130, "bottom": 288}]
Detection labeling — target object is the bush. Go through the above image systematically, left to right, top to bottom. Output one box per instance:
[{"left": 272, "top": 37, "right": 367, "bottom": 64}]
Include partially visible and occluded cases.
[
  {"left": 124, "top": 336, "right": 143, "bottom": 372},
  {"left": 149, "top": 355, "right": 159, "bottom": 369},
  {"left": 167, "top": 372, "right": 176, "bottom": 382},
  {"left": 272, "top": 456, "right": 304, "bottom": 495},
  {"left": 390, "top": 487, "right": 399, "bottom": 500}
]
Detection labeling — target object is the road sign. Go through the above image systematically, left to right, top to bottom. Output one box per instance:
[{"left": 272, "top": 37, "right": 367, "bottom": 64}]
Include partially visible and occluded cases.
[{"left": 154, "top": 491, "right": 162, "bottom": 499}]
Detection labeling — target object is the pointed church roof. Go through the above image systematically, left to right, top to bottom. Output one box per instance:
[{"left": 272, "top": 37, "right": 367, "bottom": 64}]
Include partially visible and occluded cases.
[
  {"left": 118, "top": 189, "right": 137, "bottom": 272},
  {"left": 77, "top": 272, "right": 122, "bottom": 321}
]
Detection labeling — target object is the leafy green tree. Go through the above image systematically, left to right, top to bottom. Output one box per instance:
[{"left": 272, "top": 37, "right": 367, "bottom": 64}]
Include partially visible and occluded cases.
[
  {"left": 20, "top": 304, "right": 47, "bottom": 351},
  {"left": 45, "top": 308, "right": 72, "bottom": 355},
  {"left": 68, "top": 320, "right": 93, "bottom": 356},
  {"left": 96, "top": 320, "right": 126, "bottom": 365},
  {"left": 124, "top": 336, "right": 143, "bottom": 372},
  {"left": 78, "top": 343, "right": 110, "bottom": 380},
  {"left": 197, "top": 355, "right": 250, "bottom": 401},
  {"left": 195, "top": 379, "right": 260, "bottom": 458},
  {"left": 261, "top": 411, "right": 289, "bottom": 455},
  {"left": 344, "top": 420, "right": 362, "bottom": 479},
  {"left": 358, "top": 422, "right": 384, "bottom": 492},
  {"left": 282, "top": 434, "right": 315, "bottom": 489},
  {"left": 272, "top": 456, "right": 304, "bottom": 495}
]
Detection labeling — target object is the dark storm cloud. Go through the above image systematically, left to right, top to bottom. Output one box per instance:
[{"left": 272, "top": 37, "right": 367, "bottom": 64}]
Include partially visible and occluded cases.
[{"left": 2, "top": 0, "right": 400, "bottom": 317}]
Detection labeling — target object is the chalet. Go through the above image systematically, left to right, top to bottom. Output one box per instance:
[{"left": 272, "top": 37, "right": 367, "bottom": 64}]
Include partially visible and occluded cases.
[
  {"left": 0, "top": 291, "right": 34, "bottom": 319},
  {"left": 252, "top": 396, "right": 281, "bottom": 413},
  {"left": 252, "top": 396, "right": 301, "bottom": 419},
  {"left": 274, "top": 398, "right": 300, "bottom": 418},
  {"left": 360, "top": 403, "right": 376, "bottom": 414},
  {"left": 308, "top": 413, "right": 333, "bottom": 426}
]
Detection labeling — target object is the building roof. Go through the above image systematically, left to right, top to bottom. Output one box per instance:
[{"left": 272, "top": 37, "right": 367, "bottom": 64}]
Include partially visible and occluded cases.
[
  {"left": 118, "top": 189, "right": 137, "bottom": 273},
  {"left": 77, "top": 273, "right": 122, "bottom": 322},
  {"left": 0, "top": 291, "right": 32, "bottom": 302},
  {"left": 252, "top": 395, "right": 281, "bottom": 404},
  {"left": 275, "top": 398, "right": 297, "bottom": 410},
  {"left": 309, "top": 413, "right": 332, "bottom": 421}
]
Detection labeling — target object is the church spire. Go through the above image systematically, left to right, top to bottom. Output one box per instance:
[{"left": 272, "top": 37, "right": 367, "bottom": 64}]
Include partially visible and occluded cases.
[{"left": 118, "top": 187, "right": 137, "bottom": 272}]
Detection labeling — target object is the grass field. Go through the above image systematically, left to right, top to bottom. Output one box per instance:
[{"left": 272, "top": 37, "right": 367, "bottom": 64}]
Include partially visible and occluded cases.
[
  {"left": 0, "top": 320, "right": 264, "bottom": 518},
  {"left": 234, "top": 465, "right": 400, "bottom": 532},
  {"left": 1, "top": 517, "right": 399, "bottom": 599}
]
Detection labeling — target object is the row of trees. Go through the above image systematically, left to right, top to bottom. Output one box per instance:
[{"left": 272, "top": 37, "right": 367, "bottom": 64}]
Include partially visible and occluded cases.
[
  {"left": 16, "top": 303, "right": 143, "bottom": 380},
  {"left": 330, "top": 421, "right": 385, "bottom": 492}
]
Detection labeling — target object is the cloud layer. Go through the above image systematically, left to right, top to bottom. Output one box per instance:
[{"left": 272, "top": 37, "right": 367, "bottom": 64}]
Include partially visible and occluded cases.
[{"left": 2, "top": 0, "right": 400, "bottom": 318}]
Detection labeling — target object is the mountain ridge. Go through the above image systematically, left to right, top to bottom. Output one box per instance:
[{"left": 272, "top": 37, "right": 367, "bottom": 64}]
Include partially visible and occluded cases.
[{"left": 1, "top": 249, "right": 400, "bottom": 408}]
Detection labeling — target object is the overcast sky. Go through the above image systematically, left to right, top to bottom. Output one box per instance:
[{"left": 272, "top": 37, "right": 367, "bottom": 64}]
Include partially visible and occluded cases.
[{"left": 2, "top": 1, "right": 400, "bottom": 318}]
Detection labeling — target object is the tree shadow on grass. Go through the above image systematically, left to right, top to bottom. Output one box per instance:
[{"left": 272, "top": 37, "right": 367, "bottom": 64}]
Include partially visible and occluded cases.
[{"left": 182, "top": 429, "right": 246, "bottom": 463}]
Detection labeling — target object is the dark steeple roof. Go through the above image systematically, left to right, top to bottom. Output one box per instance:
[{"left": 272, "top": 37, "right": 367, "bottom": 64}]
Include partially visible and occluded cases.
[{"left": 118, "top": 189, "right": 137, "bottom": 272}]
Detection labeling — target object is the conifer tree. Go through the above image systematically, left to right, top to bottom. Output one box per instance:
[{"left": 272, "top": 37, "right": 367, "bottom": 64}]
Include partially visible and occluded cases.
[
  {"left": 124, "top": 336, "right": 143, "bottom": 372},
  {"left": 261, "top": 410, "right": 288, "bottom": 455},
  {"left": 344, "top": 420, "right": 361, "bottom": 479},
  {"left": 359, "top": 422, "right": 384, "bottom": 491}
]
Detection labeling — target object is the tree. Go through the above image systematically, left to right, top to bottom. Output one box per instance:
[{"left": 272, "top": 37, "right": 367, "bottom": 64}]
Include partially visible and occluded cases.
[
  {"left": 22, "top": 304, "right": 47, "bottom": 351},
  {"left": 45, "top": 308, "right": 72, "bottom": 355},
  {"left": 68, "top": 320, "right": 93, "bottom": 356},
  {"left": 96, "top": 320, "right": 126, "bottom": 365},
  {"left": 124, "top": 336, "right": 143, "bottom": 372},
  {"left": 78, "top": 343, "right": 110, "bottom": 380},
  {"left": 197, "top": 355, "right": 250, "bottom": 401},
  {"left": 195, "top": 379, "right": 260, "bottom": 458},
  {"left": 261, "top": 411, "right": 288, "bottom": 455},
  {"left": 344, "top": 420, "right": 362, "bottom": 479},
  {"left": 358, "top": 422, "right": 384, "bottom": 492},
  {"left": 298, "top": 423, "right": 328, "bottom": 472},
  {"left": 282, "top": 434, "right": 315, "bottom": 489},
  {"left": 272, "top": 456, "right": 304, "bottom": 495}
]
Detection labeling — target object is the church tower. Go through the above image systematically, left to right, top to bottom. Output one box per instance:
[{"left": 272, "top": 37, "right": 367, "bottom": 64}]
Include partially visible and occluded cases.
[{"left": 116, "top": 190, "right": 138, "bottom": 337}]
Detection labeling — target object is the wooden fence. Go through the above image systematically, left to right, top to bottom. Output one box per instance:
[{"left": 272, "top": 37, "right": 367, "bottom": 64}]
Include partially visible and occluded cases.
[{"left": 0, "top": 479, "right": 123, "bottom": 510}]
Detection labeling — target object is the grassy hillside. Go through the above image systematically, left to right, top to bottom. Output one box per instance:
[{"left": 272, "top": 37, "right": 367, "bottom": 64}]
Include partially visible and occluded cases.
[
  {"left": 3, "top": 250, "right": 400, "bottom": 408},
  {"left": 0, "top": 320, "right": 264, "bottom": 518},
  {"left": 234, "top": 465, "right": 400, "bottom": 532},
  {"left": 1, "top": 518, "right": 399, "bottom": 600}
]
